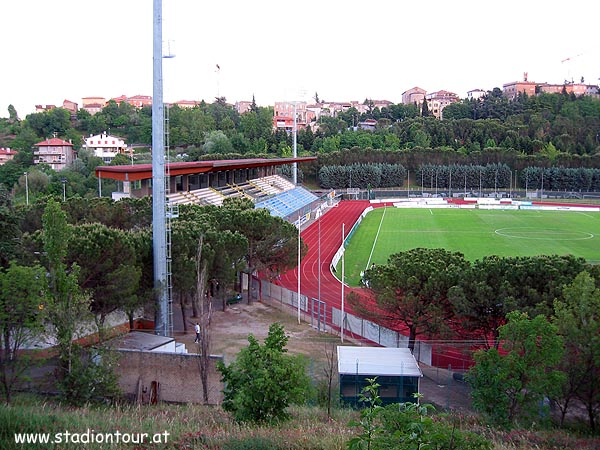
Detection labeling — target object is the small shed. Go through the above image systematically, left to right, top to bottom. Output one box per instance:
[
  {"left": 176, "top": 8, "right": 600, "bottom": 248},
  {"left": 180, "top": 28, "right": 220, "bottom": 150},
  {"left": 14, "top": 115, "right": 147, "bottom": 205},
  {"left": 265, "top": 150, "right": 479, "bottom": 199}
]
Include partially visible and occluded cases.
[
  {"left": 112, "top": 331, "right": 187, "bottom": 353},
  {"left": 337, "top": 346, "right": 422, "bottom": 407}
]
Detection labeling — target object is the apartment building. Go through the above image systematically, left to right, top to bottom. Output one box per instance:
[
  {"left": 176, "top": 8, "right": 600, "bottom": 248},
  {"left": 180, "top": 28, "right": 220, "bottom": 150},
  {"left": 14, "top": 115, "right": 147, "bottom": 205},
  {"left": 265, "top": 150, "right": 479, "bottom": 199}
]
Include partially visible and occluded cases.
[
  {"left": 503, "top": 73, "right": 600, "bottom": 100},
  {"left": 425, "top": 90, "right": 460, "bottom": 119},
  {"left": 81, "top": 96, "right": 107, "bottom": 115},
  {"left": 235, "top": 100, "right": 254, "bottom": 115},
  {"left": 273, "top": 101, "right": 309, "bottom": 132},
  {"left": 84, "top": 132, "right": 128, "bottom": 163},
  {"left": 33, "top": 137, "right": 75, "bottom": 171}
]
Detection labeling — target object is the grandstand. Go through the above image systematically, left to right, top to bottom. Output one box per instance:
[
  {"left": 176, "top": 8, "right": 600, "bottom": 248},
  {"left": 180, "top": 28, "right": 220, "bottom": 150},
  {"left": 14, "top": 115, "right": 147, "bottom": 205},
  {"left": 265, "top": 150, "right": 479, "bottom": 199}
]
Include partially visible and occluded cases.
[
  {"left": 95, "top": 157, "right": 319, "bottom": 220},
  {"left": 166, "top": 174, "right": 318, "bottom": 219},
  {"left": 255, "top": 185, "right": 319, "bottom": 218}
]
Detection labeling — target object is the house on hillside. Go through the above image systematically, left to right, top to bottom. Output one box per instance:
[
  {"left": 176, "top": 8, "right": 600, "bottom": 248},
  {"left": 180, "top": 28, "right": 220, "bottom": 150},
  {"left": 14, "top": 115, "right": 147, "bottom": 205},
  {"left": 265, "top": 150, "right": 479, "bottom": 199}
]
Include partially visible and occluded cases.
[
  {"left": 84, "top": 132, "right": 128, "bottom": 163},
  {"left": 33, "top": 137, "right": 75, "bottom": 171},
  {"left": 0, "top": 147, "right": 17, "bottom": 165},
  {"left": 338, "top": 346, "right": 422, "bottom": 407}
]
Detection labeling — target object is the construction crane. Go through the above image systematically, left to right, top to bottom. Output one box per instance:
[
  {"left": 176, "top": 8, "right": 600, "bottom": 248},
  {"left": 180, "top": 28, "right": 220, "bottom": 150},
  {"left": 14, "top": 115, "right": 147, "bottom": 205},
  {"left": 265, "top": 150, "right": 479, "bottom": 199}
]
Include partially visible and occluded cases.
[{"left": 561, "top": 53, "right": 584, "bottom": 84}]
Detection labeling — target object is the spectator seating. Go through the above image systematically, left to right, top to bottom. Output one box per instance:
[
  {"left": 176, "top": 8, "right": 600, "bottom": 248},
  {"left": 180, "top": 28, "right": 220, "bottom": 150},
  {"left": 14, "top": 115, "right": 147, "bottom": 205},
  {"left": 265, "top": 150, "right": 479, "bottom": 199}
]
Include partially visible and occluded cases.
[
  {"left": 166, "top": 175, "right": 310, "bottom": 215},
  {"left": 255, "top": 186, "right": 319, "bottom": 218}
]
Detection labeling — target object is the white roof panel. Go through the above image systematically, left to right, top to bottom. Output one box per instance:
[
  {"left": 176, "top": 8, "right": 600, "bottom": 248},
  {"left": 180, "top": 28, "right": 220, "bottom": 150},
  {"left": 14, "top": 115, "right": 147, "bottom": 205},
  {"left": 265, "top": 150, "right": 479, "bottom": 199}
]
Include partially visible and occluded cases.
[{"left": 337, "top": 346, "right": 422, "bottom": 377}]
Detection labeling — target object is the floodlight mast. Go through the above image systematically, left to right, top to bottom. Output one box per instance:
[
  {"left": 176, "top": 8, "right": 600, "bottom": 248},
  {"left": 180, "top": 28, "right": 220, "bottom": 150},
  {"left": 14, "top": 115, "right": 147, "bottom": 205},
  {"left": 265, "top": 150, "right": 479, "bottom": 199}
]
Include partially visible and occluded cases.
[{"left": 153, "top": 0, "right": 170, "bottom": 337}]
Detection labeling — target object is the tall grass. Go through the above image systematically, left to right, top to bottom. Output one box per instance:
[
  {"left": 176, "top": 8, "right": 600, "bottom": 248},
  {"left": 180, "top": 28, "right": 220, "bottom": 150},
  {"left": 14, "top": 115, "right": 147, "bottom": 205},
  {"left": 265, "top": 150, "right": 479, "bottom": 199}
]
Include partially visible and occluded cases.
[
  {"left": 1, "top": 394, "right": 598, "bottom": 449},
  {"left": 0, "top": 395, "right": 355, "bottom": 449}
]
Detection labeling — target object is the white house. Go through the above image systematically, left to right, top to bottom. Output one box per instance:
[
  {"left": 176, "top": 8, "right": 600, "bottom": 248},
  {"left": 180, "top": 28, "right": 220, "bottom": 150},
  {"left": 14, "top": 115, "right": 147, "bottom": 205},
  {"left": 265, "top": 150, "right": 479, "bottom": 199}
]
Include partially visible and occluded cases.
[{"left": 84, "top": 132, "right": 128, "bottom": 163}]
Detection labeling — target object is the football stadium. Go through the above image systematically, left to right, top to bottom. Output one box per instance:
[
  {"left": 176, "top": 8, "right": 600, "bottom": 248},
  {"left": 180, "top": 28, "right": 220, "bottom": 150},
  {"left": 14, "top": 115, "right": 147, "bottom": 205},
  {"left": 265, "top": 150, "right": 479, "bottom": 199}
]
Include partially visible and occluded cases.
[{"left": 340, "top": 204, "right": 600, "bottom": 286}]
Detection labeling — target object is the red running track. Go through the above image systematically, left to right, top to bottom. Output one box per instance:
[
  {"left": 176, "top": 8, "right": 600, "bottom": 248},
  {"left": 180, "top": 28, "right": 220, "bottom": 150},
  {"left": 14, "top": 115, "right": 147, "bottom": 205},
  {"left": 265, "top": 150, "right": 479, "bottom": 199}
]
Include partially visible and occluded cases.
[
  {"left": 278, "top": 200, "right": 477, "bottom": 369},
  {"left": 279, "top": 200, "right": 376, "bottom": 313}
]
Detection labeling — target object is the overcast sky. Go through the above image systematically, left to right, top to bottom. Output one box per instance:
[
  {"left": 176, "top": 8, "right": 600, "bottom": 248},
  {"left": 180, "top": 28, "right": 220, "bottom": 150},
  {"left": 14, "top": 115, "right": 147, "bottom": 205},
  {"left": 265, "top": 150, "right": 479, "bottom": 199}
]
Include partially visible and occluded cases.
[{"left": 2, "top": 0, "right": 599, "bottom": 118}]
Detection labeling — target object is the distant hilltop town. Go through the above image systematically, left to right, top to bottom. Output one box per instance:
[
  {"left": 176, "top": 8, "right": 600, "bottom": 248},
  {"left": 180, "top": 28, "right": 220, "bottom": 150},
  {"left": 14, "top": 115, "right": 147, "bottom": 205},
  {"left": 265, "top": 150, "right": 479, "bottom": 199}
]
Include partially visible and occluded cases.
[{"left": 34, "top": 73, "right": 599, "bottom": 122}]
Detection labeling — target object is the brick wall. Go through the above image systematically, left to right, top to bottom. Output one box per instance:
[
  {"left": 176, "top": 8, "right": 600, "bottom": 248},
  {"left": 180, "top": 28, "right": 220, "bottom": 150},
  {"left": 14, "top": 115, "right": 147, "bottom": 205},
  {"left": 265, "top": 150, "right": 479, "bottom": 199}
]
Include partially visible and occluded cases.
[{"left": 115, "top": 350, "right": 224, "bottom": 405}]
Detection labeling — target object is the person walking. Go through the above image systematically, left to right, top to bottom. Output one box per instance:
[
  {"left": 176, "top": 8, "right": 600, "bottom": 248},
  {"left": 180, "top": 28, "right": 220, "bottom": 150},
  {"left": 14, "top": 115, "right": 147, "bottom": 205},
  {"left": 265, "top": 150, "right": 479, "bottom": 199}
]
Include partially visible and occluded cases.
[{"left": 194, "top": 322, "right": 201, "bottom": 343}]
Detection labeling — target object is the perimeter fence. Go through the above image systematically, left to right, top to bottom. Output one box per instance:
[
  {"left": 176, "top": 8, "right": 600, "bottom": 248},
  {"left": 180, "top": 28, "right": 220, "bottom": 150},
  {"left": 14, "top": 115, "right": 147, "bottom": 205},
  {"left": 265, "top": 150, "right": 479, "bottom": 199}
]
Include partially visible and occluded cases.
[{"left": 259, "top": 279, "right": 478, "bottom": 373}]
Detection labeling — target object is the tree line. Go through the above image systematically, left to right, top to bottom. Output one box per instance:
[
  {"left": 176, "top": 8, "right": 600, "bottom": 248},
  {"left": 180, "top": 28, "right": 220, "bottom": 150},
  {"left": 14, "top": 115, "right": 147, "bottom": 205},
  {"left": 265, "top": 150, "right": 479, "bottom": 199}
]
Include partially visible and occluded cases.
[
  {"left": 1, "top": 90, "right": 600, "bottom": 195},
  {"left": 0, "top": 192, "right": 303, "bottom": 404},
  {"left": 353, "top": 248, "right": 600, "bottom": 430}
]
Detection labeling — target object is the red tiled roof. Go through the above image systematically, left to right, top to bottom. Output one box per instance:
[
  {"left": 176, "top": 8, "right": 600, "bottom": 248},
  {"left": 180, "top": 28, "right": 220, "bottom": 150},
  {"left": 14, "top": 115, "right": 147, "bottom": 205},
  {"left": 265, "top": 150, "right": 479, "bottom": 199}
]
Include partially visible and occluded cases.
[{"left": 34, "top": 138, "right": 73, "bottom": 147}]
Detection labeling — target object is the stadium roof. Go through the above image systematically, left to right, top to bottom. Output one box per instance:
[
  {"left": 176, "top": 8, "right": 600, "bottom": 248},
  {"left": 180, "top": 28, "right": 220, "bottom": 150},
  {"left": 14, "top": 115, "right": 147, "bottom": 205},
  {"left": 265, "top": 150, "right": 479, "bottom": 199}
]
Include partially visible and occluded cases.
[{"left": 95, "top": 156, "right": 317, "bottom": 182}]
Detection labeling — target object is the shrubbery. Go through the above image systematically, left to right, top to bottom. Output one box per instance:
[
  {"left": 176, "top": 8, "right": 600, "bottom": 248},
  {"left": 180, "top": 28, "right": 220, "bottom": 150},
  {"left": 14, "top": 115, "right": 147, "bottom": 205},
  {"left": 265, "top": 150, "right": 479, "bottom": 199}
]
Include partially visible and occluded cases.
[{"left": 217, "top": 323, "right": 310, "bottom": 423}]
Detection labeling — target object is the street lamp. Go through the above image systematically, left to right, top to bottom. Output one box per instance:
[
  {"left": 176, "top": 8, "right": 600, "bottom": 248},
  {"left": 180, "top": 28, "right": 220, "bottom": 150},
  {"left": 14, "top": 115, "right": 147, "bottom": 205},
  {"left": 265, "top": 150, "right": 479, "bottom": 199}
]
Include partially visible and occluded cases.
[
  {"left": 24, "top": 172, "right": 29, "bottom": 205},
  {"left": 61, "top": 178, "right": 67, "bottom": 202}
]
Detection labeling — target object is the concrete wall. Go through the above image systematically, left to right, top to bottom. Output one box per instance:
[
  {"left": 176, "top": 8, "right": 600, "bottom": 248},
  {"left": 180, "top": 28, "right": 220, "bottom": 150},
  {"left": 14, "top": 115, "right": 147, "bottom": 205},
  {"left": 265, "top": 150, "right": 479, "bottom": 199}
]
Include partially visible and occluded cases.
[{"left": 115, "top": 349, "right": 224, "bottom": 405}]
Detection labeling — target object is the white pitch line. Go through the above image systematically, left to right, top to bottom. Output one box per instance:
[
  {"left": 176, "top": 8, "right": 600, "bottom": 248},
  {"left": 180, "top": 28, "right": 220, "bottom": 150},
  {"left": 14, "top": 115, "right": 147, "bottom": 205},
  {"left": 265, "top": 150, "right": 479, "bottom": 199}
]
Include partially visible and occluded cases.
[{"left": 365, "top": 207, "right": 387, "bottom": 271}]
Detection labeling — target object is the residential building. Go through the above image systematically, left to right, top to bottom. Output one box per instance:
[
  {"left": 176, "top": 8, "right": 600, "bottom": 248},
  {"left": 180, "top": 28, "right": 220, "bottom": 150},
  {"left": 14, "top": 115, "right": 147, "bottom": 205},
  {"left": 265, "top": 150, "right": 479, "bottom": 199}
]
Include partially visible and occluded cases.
[
  {"left": 503, "top": 72, "right": 600, "bottom": 100},
  {"left": 541, "top": 83, "right": 589, "bottom": 96},
  {"left": 585, "top": 85, "right": 600, "bottom": 98},
  {"left": 402, "top": 87, "right": 427, "bottom": 106},
  {"left": 467, "top": 89, "right": 487, "bottom": 100},
  {"left": 425, "top": 90, "right": 460, "bottom": 119},
  {"left": 127, "top": 95, "right": 153, "bottom": 108},
  {"left": 81, "top": 96, "right": 106, "bottom": 115},
  {"left": 62, "top": 99, "right": 78, "bottom": 114},
  {"left": 172, "top": 99, "right": 200, "bottom": 109},
  {"left": 371, "top": 99, "right": 394, "bottom": 110},
  {"left": 235, "top": 100, "right": 254, "bottom": 115},
  {"left": 273, "top": 101, "right": 308, "bottom": 132},
  {"left": 35, "top": 104, "right": 57, "bottom": 113},
  {"left": 358, "top": 119, "right": 378, "bottom": 131},
  {"left": 84, "top": 132, "right": 128, "bottom": 163},
  {"left": 34, "top": 137, "right": 76, "bottom": 171},
  {"left": 0, "top": 148, "right": 17, "bottom": 165}
]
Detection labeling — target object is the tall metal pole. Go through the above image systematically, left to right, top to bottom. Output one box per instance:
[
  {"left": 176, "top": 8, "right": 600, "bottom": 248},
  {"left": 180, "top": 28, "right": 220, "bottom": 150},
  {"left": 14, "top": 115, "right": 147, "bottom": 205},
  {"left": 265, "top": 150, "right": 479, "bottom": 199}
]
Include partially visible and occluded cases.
[
  {"left": 153, "top": 0, "right": 169, "bottom": 336},
  {"left": 292, "top": 103, "right": 297, "bottom": 185},
  {"left": 24, "top": 172, "right": 28, "bottom": 205},
  {"left": 318, "top": 207, "right": 321, "bottom": 305},
  {"left": 297, "top": 210, "right": 301, "bottom": 324},
  {"left": 341, "top": 223, "right": 345, "bottom": 343}
]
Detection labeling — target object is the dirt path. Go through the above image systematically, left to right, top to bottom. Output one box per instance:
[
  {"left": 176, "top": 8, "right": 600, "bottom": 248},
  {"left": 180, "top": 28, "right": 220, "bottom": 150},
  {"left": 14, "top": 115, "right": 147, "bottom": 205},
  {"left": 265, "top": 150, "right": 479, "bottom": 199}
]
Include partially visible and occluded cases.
[{"left": 177, "top": 298, "right": 474, "bottom": 413}]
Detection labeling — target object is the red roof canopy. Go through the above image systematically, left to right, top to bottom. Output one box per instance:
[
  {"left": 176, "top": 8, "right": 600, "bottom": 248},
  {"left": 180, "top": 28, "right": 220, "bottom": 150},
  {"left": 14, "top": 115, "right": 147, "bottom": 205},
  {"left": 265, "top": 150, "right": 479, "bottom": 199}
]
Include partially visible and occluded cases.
[{"left": 95, "top": 156, "right": 317, "bottom": 182}]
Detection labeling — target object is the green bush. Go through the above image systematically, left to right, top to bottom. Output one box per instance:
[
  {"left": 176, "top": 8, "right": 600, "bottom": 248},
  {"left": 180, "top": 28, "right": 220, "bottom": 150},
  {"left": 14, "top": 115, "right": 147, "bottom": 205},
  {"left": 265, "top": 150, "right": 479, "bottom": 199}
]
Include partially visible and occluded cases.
[
  {"left": 217, "top": 323, "right": 310, "bottom": 423},
  {"left": 59, "top": 346, "right": 121, "bottom": 406},
  {"left": 347, "top": 378, "right": 492, "bottom": 450}
]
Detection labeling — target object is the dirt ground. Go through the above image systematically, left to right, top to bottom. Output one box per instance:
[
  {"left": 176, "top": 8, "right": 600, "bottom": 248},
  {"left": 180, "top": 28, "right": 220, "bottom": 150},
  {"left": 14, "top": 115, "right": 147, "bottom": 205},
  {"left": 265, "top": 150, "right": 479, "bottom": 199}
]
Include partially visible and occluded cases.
[{"left": 176, "top": 297, "right": 474, "bottom": 413}]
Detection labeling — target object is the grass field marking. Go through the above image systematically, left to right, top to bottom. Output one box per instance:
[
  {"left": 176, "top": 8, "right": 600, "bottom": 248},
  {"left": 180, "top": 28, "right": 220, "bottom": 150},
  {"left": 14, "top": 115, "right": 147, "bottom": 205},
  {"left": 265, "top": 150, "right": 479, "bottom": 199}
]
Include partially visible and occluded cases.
[
  {"left": 365, "top": 206, "right": 387, "bottom": 271},
  {"left": 578, "top": 211, "right": 596, "bottom": 219},
  {"left": 495, "top": 227, "right": 595, "bottom": 241}
]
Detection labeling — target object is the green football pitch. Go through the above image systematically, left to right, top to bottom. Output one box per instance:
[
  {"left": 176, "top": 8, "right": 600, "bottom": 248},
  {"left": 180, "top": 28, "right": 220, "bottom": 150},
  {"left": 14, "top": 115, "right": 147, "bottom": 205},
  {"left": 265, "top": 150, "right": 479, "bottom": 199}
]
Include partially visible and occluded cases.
[{"left": 340, "top": 207, "right": 600, "bottom": 286}]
